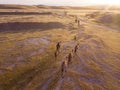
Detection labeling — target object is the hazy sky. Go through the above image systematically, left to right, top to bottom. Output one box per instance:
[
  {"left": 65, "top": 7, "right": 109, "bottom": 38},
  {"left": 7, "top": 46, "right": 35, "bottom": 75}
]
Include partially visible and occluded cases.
[{"left": 0, "top": 0, "right": 120, "bottom": 6}]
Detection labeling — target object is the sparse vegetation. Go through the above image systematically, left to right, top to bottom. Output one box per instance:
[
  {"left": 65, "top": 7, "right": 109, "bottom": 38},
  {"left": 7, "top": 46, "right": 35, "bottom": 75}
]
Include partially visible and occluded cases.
[{"left": 0, "top": 4, "right": 120, "bottom": 90}]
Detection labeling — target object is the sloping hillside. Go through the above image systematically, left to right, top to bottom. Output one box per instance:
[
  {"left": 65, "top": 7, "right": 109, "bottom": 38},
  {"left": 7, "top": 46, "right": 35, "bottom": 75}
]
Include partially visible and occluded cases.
[{"left": 0, "top": 4, "right": 120, "bottom": 90}]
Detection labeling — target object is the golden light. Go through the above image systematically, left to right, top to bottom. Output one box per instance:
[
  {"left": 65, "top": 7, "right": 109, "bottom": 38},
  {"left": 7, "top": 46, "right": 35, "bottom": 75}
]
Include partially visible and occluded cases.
[
  {"left": 89, "top": 0, "right": 120, "bottom": 6},
  {"left": 107, "top": 0, "right": 120, "bottom": 5}
]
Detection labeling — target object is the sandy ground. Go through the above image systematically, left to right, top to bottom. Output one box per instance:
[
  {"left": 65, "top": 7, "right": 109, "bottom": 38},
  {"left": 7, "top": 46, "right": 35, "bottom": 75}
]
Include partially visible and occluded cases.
[{"left": 0, "top": 4, "right": 120, "bottom": 90}]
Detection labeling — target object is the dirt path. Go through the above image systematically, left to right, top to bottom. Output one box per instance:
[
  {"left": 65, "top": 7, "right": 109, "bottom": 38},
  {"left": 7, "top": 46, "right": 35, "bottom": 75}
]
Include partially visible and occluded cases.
[
  {"left": 38, "top": 17, "right": 120, "bottom": 90},
  {"left": 38, "top": 37, "right": 119, "bottom": 90},
  {"left": 38, "top": 41, "right": 78, "bottom": 90}
]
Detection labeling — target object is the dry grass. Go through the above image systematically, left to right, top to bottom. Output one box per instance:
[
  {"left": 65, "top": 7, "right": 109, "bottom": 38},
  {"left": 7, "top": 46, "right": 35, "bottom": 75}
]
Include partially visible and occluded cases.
[{"left": 0, "top": 4, "right": 120, "bottom": 90}]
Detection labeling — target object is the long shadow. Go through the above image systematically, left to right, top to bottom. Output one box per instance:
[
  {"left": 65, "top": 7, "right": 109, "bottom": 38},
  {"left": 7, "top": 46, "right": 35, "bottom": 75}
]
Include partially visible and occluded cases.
[
  {"left": 0, "top": 5, "right": 23, "bottom": 9},
  {"left": 0, "top": 12, "right": 52, "bottom": 15},
  {"left": 0, "top": 22, "right": 65, "bottom": 33}
]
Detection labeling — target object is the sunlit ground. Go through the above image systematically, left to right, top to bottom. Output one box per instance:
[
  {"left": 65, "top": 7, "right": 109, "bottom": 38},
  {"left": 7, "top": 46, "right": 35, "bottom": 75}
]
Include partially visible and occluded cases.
[{"left": 0, "top": 2, "right": 120, "bottom": 90}]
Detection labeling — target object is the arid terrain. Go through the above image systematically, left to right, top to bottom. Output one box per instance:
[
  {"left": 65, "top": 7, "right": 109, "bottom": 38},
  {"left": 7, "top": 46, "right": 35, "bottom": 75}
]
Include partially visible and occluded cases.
[{"left": 0, "top": 4, "right": 120, "bottom": 90}]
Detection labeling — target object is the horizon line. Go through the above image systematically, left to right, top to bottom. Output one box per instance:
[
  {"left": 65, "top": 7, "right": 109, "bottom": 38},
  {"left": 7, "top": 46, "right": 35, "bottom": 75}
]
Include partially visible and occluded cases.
[{"left": 0, "top": 3, "right": 115, "bottom": 7}]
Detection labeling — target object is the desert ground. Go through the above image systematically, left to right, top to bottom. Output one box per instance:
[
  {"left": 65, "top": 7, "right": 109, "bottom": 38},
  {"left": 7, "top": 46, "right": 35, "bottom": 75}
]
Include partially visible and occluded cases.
[{"left": 0, "top": 4, "right": 120, "bottom": 90}]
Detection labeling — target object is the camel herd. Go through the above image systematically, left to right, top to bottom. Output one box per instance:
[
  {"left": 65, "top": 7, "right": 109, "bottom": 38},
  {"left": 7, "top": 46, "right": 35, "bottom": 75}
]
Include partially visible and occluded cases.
[
  {"left": 54, "top": 16, "right": 81, "bottom": 78},
  {"left": 55, "top": 41, "right": 79, "bottom": 78}
]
